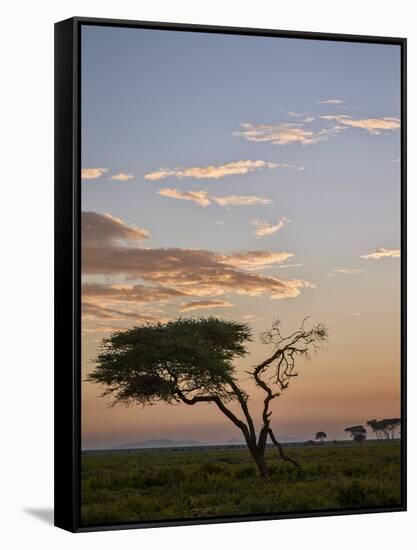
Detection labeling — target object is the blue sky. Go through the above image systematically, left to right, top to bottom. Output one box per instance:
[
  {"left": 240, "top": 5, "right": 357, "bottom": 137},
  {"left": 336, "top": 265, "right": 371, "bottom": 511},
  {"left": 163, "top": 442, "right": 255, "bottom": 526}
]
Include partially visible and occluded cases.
[
  {"left": 80, "top": 24, "right": 401, "bottom": 449},
  {"left": 82, "top": 26, "right": 400, "bottom": 262}
]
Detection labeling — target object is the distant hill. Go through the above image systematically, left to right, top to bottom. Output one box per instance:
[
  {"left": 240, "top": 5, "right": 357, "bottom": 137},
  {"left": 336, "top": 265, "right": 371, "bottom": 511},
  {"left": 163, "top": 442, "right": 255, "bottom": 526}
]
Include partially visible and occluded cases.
[
  {"left": 111, "top": 435, "right": 302, "bottom": 450},
  {"left": 226, "top": 438, "right": 244, "bottom": 445},
  {"left": 112, "top": 439, "right": 203, "bottom": 449}
]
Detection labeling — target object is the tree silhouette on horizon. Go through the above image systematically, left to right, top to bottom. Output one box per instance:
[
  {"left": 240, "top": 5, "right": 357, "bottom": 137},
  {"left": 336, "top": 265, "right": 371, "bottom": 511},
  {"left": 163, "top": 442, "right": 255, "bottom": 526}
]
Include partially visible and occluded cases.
[
  {"left": 367, "top": 418, "right": 401, "bottom": 440},
  {"left": 345, "top": 425, "right": 367, "bottom": 443},
  {"left": 315, "top": 431, "right": 327, "bottom": 444}
]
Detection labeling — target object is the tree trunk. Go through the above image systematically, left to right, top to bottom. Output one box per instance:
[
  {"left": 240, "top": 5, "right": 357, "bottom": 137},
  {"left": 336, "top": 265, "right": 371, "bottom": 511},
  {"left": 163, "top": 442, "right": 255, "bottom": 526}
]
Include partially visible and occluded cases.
[
  {"left": 245, "top": 439, "right": 270, "bottom": 478},
  {"left": 253, "top": 451, "right": 269, "bottom": 478}
]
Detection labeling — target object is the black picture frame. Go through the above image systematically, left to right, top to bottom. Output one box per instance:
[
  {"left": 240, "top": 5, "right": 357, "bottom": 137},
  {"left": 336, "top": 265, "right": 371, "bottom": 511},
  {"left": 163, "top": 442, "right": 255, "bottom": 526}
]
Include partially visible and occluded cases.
[{"left": 54, "top": 16, "right": 407, "bottom": 533}]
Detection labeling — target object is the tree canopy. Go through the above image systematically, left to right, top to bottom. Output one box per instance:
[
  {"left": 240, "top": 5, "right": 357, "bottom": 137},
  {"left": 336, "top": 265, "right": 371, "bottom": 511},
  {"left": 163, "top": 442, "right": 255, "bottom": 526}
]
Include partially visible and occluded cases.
[
  {"left": 89, "top": 317, "right": 252, "bottom": 406},
  {"left": 366, "top": 418, "right": 401, "bottom": 440},
  {"left": 345, "top": 425, "right": 367, "bottom": 443},
  {"left": 315, "top": 431, "right": 327, "bottom": 443}
]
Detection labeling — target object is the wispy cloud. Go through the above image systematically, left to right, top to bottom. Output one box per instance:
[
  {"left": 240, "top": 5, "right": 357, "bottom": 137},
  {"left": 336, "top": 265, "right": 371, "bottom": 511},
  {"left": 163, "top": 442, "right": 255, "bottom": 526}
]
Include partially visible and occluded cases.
[
  {"left": 317, "top": 99, "right": 346, "bottom": 105},
  {"left": 233, "top": 110, "right": 399, "bottom": 148},
  {"left": 286, "top": 111, "right": 315, "bottom": 124},
  {"left": 320, "top": 115, "right": 400, "bottom": 135},
  {"left": 233, "top": 120, "right": 347, "bottom": 146},
  {"left": 233, "top": 122, "right": 325, "bottom": 146},
  {"left": 144, "top": 160, "right": 288, "bottom": 181},
  {"left": 81, "top": 168, "right": 109, "bottom": 179},
  {"left": 111, "top": 172, "right": 134, "bottom": 181},
  {"left": 158, "top": 188, "right": 272, "bottom": 208},
  {"left": 158, "top": 189, "right": 211, "bottom": 207},
  {"left": 213, "top": 195, "right": 272, "bottom": 207},
  {"left": 82, "top": 211, "right": 149, "bottom": 246},
  {"left": 252, "top": 217, "right": 289, "bottom": 237},
  {"left": 360, "top": 248, "right": 401, "bottom": 260},
  {"left": 223, "top": 251, "right": 293, "bottom": 269},
  {"left": 277, "top": 263, "right": 303, "bottom": 269},
  {"left": 329, "top": 268, "right": 364, "bottom": 276},
  {"left": 82, "top": 283, "right": 187, "bottom": 304},
  {"left": 179, "top": 300, "right": 234, "bottom": 312},
  {"left": 82, "top": 302, "right": 161, "bottom": 322},
  {"left": 240, "top": 314, "right": 264, "bottom": 323},
  {"left": 82, "top": 322, "right": 126, "bottom": 335}
]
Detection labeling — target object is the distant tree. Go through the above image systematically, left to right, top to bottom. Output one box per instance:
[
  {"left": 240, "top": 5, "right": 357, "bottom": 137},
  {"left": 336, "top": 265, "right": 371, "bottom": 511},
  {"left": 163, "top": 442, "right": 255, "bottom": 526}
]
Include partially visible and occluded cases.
[
  {"left": 88, "top": 316, "right": 328, "bottom": 478},
  {"left": 367, "top": 418, "right": 401, "bottom": 440},
  {"left": 380, "top": 418, "right": 401, "bottom": 440},
  {"left": 366, "top": 419, "right": 384, "bottom": 440},
  {"left": 345, "top": 425, "right": 367, "bottom": 443},
  {"left": 315, "top": 431, "right": 327, "bottom": 444}
]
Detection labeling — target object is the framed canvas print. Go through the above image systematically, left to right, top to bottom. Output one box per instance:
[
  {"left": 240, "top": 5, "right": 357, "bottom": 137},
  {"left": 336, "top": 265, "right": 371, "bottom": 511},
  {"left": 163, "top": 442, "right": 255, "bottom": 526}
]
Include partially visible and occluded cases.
[{"left": 54, "top": 17, "right": 406, "bottom": 532}]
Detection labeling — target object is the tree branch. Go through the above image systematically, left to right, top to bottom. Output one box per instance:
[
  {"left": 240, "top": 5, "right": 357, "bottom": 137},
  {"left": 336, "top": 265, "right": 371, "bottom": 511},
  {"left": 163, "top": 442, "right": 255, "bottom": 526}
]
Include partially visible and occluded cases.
[
  {"left": 253, "top": 369, "right": 278, "bottom": 451},
  {"left": 227, "top": 378, "right": 256, "bottom": 442},
  {"left": 175, "top": 388, "right": 251, "bottom": 441},
  {"left": 268, "top": 427, "right": 300, "bottom": 471}
]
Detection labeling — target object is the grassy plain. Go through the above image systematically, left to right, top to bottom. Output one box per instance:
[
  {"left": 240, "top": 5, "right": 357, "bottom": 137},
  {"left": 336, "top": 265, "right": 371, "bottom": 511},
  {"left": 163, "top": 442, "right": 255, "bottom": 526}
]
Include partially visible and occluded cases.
[{"left": 81, "top": 441, "right": 401, "bottom": 525}]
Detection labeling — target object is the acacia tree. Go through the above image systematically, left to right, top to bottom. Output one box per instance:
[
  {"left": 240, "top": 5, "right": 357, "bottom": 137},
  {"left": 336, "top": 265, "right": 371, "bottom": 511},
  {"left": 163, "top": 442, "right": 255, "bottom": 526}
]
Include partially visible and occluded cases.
[
  {"left": 88, "top": 316, "right": 328, "bottom": 478},
  {"left": 366, "top": 418, "right": 401, "bottom": 440},
  {"left": 380, "top": 418, "right": 401, "bottom": 440},
  {"left": 366, "top": 419, "right": 384, "bottom": 440},
  {"left": 345, "top": 425, "right": 367, "bottom": 443},
  {"left": 315, "top": 431, "right": 327, "bottom": 444}
]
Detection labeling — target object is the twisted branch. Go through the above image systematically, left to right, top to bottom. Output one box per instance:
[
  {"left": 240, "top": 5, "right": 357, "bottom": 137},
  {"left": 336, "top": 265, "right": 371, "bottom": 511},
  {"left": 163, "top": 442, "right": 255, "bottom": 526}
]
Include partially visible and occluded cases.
[{"left": 268, "top": 427, "right": 301, "bottom": 471}]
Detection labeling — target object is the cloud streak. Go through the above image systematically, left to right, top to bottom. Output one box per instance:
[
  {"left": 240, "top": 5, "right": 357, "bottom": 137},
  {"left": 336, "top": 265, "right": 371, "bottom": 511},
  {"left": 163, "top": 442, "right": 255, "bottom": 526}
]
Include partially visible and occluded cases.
[
  {"left": 317, "top": 99, "right": 346, "bottom": 105},
  {"left": 233, "top": 112, "right": 399, "bottom": 147},
  {"left": 320, "top": 115, "right": 400, "bottom": 135},
  {"left": 233, "top": 122, "right": 326, "bottom": 146},
  {"left": 145, "top": 160, "right": 300, "bottom": 180},
  {"left": 81, "top": 168, "right": 109, "bottom": 180},
  {"left": 111, "top": 173, "right": 134, "bottom": 181},
  {"left": 157, "top": 188, "right": 272, "bottom": 208},
  {"left": 158, "top": 188, "right": 211, "bottom": 207},
  {"left": 213, "top": 195, "right": 272, "bottom": 207},
  {"left": 82, "top": 211, "right": 150, "bottom": 246},
  {"left": 252, "top": 217, "right": 289, "bottom": 237},
  {"left": 360, "top": 248, "right": 401, "bottom": 260},
  {"left": 223, "top": 251, "right": 293, "bottom": 269},
  {"left": 277, "top": 262, "right": 303, "bottom": 269},
  {"left": 329, "top": 268, "right": 364, "bottom": 276},
  {"left": 82, "top": 283, "right": 187, "bottom": 304},
  {"left": 179, "top": 300, "right": 234, "bottom": 312},
  {"left": 82, "top": 302, "right": 161, "bottom": 323}
]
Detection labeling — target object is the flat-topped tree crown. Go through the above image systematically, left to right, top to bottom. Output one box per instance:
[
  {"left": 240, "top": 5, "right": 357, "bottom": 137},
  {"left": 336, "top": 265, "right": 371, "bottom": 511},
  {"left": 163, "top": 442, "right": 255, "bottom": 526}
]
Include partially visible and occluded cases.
[
  {"left": 88, "top": 317, "right": 252, "bottom": 406},
  {"left": 315, "top": 431, "right": 327, "bottom": 443}
]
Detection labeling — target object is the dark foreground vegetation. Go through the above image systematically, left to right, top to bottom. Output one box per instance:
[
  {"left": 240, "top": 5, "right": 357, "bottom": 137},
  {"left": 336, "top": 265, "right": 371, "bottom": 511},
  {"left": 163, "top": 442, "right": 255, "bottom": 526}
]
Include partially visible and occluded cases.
[{"left": 81, "top": 440, "right": 401, "bottom": 525}]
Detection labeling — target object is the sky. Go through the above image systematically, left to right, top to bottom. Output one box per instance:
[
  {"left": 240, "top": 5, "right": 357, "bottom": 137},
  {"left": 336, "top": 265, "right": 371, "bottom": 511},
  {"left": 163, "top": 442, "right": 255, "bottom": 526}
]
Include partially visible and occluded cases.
[{"left": 80, "top": 24, "right": 401, "bottom": 450}]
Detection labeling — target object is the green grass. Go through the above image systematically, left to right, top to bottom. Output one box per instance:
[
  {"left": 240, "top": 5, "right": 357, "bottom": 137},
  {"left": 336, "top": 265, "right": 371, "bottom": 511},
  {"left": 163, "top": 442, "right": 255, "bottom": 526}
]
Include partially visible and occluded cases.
[{"left": 81, "top": 441, "right": 401, "bottom": 525}]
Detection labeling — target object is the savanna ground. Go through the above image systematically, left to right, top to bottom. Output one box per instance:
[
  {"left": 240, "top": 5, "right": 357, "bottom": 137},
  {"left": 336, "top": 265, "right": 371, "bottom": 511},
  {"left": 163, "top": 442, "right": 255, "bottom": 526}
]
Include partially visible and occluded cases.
[{"left": 81, "top": 441, "right": 401, "bottom": 525}]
